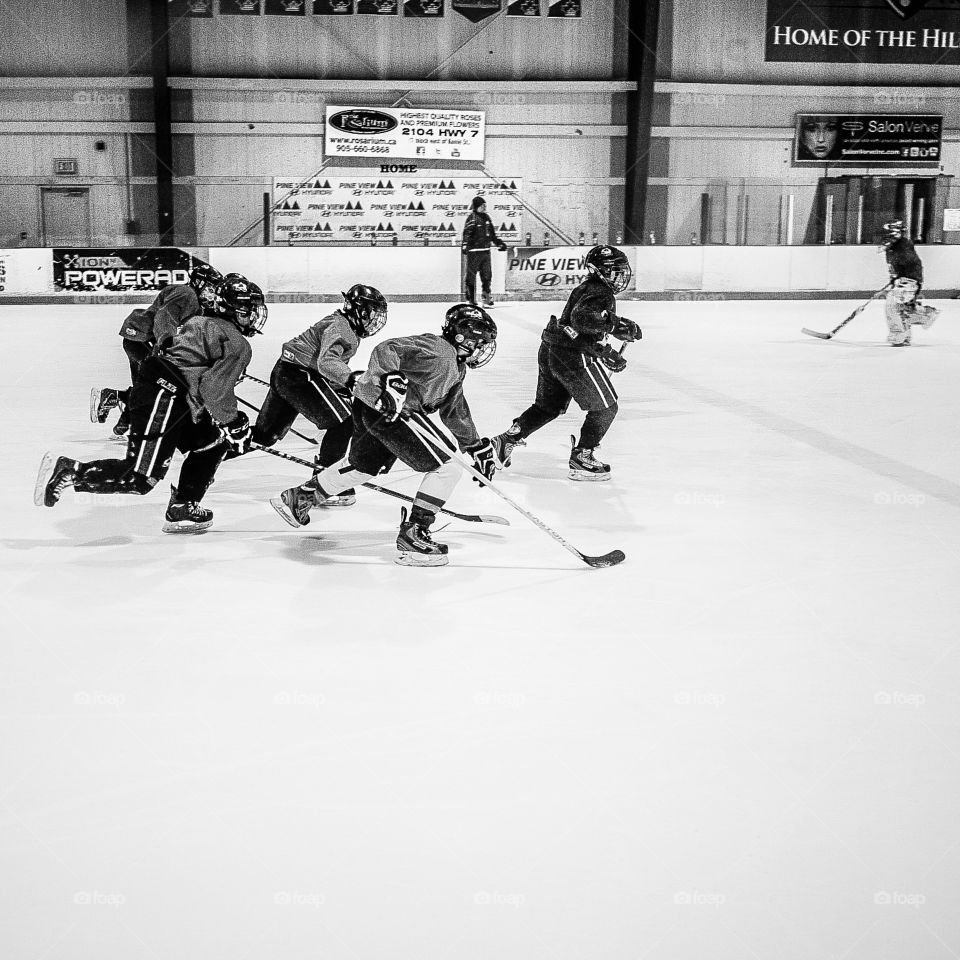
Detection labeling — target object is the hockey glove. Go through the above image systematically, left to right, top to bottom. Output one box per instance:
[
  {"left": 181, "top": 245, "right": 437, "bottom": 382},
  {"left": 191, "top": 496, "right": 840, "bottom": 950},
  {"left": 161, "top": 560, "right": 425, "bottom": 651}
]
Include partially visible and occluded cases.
[
  {"left": 496, "top": 241, "right": 508, "bottom": 252},
  {"left": 612, "top": 316, "right": 642, "bottom": 342},
  {"left": 598, "top": 343, "right": 627, "bottom": 373},
  {"left": 346, "top": 370, "right": 363, "bottom": 392},
  {"left": 377, "top": 372, "right": 409, "bottom": 422},
  {"left": 219, "top": 411, "right": 252, "bottom": 455},
  {"left": 466, "top": 438, "right": 497, "bottom": 485}
]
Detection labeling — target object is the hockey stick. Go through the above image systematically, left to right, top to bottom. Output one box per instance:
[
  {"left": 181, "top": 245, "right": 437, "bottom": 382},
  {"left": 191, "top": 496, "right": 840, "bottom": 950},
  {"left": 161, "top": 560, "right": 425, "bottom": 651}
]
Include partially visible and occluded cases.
[
  {"left": 801, "top": 284, "right": 891, "bottom": 340},
  {"left": 241, "top": 373, "right": 271, "bottom": 389},
  {"left": 235, "top": 395, "right": 318, "bottom": 445},
  {"left": 402, "top": 418, "right": 625, "bottom": 569},
  {"left": 248, "top": 441, "right": 509, "bottom": 526}
]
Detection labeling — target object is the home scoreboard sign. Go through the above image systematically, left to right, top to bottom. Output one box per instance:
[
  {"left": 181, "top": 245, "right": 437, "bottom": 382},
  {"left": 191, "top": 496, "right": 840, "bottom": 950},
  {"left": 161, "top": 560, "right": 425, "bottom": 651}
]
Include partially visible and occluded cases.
[
  {"left": 767, "top": 0, "right": 960, "bottom": 64},
  {"left": 324, "top": 106, "right": 485, "bottom": 161},
  {"left": 793, "top": 114, "right": 942, "bottom": 166},
  {"left": 272, "top": 176, "right": 523, "bottom": 243}
]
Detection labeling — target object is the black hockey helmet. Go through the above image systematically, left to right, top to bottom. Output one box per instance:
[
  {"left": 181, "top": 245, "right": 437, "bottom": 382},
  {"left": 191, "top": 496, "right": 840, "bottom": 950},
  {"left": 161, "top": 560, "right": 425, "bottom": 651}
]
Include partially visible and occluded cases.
[
  {"left": 881, "top": 220, "right": 905, "bottom": 243},
  {"left": 584, "top": 244, "right": 632, "bottom": 294},
  {"left": 189, "top": 262, "right": 223, "bottom": 308},
  {"left": 214, "top": 275, "right": 267, "bottom": 336},
  {"left": 342, "top": 284, "right": 388, "bottom": 338},
  {"left": 441, "top": 302, "right": 497, "bottom": 368}
]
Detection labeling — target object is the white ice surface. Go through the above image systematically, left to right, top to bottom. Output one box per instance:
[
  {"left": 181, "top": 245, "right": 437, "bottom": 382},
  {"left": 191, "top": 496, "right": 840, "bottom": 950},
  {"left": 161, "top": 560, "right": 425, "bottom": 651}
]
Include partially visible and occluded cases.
[{"left": 2, "top": 298, "right": 959, "bottom": 960}]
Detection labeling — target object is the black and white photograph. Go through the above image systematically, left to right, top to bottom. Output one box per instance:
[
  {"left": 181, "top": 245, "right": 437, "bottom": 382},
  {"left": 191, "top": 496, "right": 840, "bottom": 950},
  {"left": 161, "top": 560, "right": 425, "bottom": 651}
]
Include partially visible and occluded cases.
[{"left": 2, "top": 1, "right": 960, "bottom": 959}]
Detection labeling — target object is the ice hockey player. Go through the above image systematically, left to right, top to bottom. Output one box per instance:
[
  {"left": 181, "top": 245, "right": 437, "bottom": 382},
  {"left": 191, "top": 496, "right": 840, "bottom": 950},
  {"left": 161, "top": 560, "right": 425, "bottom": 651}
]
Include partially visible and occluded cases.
[
  {"left": 462, "top": 196, "right": 507, "bottom": 308},
  {"left": 880, "top": 220, "right": 938, "bottom": 347},
  {"left": 491, "top": 244, "right": 640, "bottom": 481},
  {"left": 90, "top": 262, "right": 223, "bottom": 436},
  {"left": 36, "top": 275, "right": 266, "bottom": 533},
  {"left": 247, "top": 284, "right": 388, "bottom": 507},
  {"left": 270, "top": 303, "right": 498, "bottom": 566}
]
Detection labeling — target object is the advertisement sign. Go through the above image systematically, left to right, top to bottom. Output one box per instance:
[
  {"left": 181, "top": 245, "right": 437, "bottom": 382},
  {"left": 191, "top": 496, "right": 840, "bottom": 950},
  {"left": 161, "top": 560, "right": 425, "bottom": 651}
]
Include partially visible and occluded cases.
[
  {"left": 767, "top": 0, "right": 960, "bottom": 64},
  {"left": 324, "top": 105, "right": 485, "bottom": 161},
  {"left": 793, "top": 114, "right": 942, "bottom": 166},
  {"left": 272, "top": 176, "right": 523, "bottom": 244},
  {"left": 506, "top": 246, "right": 636, "bottom": 294},
  {"left": 52, "top": 248, "right": 198, "bottom": 292}
]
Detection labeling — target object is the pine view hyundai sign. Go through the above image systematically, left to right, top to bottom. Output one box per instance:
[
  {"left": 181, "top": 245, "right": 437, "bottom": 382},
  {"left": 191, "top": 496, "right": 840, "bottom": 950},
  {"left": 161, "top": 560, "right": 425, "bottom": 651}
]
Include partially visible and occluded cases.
[
  {"left": 767, "top": 0, "right": 960, "bottom": 64},
  {"left": 324, "top": 105, "right": 485, "bottom": 161},
  {"left": 793, "top": 114, "right": 942, "bottom": 166}
]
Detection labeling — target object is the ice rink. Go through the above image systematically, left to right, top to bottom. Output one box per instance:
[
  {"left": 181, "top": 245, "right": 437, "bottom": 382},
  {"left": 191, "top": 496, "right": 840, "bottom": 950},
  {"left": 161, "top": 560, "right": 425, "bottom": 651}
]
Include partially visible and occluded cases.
[{"left": 2, "top": 297, "right": 959, "bottom": 960}]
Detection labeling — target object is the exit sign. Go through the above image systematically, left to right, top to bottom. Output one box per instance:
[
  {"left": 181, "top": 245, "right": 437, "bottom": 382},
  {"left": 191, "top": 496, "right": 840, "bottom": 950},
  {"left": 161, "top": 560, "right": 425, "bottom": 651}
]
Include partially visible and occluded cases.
[{"left": 54, "top": 158, "right": 78, "bottom": 175}]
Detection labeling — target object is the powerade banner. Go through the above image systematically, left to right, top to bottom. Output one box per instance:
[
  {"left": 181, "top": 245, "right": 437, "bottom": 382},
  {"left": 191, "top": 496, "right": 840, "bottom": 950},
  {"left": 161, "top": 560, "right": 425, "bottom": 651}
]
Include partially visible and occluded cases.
[
  {"left": 767, "top": 0, "right": 960, "bottom": 64},
  {"left": 324, "top": 105, "right": 485, "bottom": 161},
  {"left": 793, "top": 114, "right": 942, "bottom": 165},
  {"left": 272, "top": 176, "right": 523, "bottom": 243},
  {"left": 506, "top": 247, "right": 636, "bottom": 294},
  {"left": 53, "top": 248, "right": 197, "bottom": 292}
]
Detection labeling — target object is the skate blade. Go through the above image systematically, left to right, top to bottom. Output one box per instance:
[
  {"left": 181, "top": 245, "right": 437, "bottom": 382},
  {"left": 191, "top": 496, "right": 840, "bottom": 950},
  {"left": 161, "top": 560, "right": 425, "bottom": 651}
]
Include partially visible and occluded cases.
[
  {"left": 89, "top": 387, "right": 101, "bottom": 423},
  {"left": 34, "top": 452, "right": 54, "bottom": 506},
  {"left": 568, "top": 470, "right": 612, "bottom": 482},
  {"left": 316, "top": 496, "right": 356, "bottom": 508},
  {"left": 269, "top": 497, "right": 308, "bottom": 528},
  {"left": 162, "top": 519, "right": 212, "bottom": 534},
  {"left": 395, "top": 551, "right": 449, "bottom": 566}
]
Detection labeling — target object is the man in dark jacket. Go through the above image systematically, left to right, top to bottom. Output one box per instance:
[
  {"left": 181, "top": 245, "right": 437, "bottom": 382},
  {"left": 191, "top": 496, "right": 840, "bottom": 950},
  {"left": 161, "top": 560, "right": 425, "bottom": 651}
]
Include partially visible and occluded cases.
[{"left": 462, "top": 196, "right": 507, "bottom": 307}]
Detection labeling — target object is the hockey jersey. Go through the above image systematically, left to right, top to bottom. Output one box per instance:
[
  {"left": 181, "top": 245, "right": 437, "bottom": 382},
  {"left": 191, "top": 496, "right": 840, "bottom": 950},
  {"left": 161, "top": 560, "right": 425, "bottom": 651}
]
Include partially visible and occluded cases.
[
  {"left": 886, "top": 238, "right": 923, "bottom": 284},
  {"left": 543, "top": 274, "right": 619, "bottom": 356},
  {"left": 118, "top": 283, "right": 200, "bottom": 346},
  {"left": 279, "top": 310, "right": 359, "bottom": 390},
  {"left": 162, "top": 312, "right": 251, "bottom": 424},
  {"left": 355, "top": 333, "right": 480, "bottom": 450}
]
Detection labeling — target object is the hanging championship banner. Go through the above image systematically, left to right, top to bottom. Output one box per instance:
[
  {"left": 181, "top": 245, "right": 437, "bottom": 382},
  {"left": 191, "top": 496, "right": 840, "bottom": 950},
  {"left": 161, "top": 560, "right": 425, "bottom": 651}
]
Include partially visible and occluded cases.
[
  {"left": 175, "top": 0, "right": 213, "bottom": 16},
  {"left": 220, "top": 0, "right": 261, "bottom": 12},
  {"left": 264, "top": 0, "right": 306, "bottom": 13},
  {"left": 314, "top": 0, "right": 352, "bottom": 11},
  {"left": 357, "top": 0, "right": 397, "bottom": 11},
  {"left": 404, "top": 0, "right": 444, "bottom": 15},
  {"left": 452, "top": 0, "right": 500, "bottom": 22},
  {"left": 507, "top": 0, "right": 540, "bottom": 15},
  {"left": 548, "top": 0, "right": 579, "bottom": 16},
  {"left": 324, "top": 105, "right": 485, "bottom": 161},
  {"left": 272, "top": 176, "right": 523, "bottom": 244},
  {"left": 506, "top": 246, "right": 635, "bottom": 294}
]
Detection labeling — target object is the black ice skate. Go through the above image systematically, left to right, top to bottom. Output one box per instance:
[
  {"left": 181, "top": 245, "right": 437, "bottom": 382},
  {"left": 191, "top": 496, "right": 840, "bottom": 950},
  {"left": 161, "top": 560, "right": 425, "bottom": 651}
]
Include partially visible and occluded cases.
[
  {"left": 90, "top": 387, "right": 120, "bottom": 424},
  {"left": 112, "top": 409, "right": 130, "bottom": 439},
  {"left": 491, "top": 426, "right": 526, "bottom": 469},
  {"left": 568, "top": 436, "right": 611, "bottom": 482},
  {"left": 34, "top": 452, "right": 79, "bottom": 507},
  {"left": 269, "top": 485, "right": 314, "bottom": 528},
  {"left": 162, "top": 486, "right": 213, "bottom": 534},
  {"left": 396, "top": 506, "right": 448, "bottom": 566}
]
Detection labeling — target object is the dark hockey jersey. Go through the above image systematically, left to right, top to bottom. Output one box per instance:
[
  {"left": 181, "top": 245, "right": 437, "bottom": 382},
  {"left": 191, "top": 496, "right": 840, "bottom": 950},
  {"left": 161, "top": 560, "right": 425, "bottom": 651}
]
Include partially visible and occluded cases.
[
  {"left": 885, "top": 238, "right": 923, "bottom": 284},
  {"left": 543, "top": 273, "right": 618, "bottom": 356},
  {"left": 118, "top": 283, "right": 200, "bottom": 346},
  {"left": 279, "top": 310, "right": 359, "bottom": 390},
  {"left": 162, "top": 312, "right": 251, "bottom": 424},
  {"left": 355, "top": 333, "right": 480, "bottom": 450}
]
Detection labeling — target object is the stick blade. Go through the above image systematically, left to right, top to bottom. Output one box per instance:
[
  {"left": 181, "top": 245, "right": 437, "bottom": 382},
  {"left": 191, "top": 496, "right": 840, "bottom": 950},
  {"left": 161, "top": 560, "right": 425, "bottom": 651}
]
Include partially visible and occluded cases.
[
  {"left": 801, "top": 327, "right": 832, "bottom": 340},
  {"left": 476, "top": 514, "right": 510, "bottom": 526},
  {"left": 581, "top": 549, "right": 626, "bottom": 569}
]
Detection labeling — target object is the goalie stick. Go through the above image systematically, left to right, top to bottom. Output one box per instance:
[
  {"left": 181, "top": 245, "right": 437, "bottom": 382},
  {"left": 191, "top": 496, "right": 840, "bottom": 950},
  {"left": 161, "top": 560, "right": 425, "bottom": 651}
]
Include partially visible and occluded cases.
[
  {"left": 801, "top": 284, "right": 891, "bottom": 340},
  {"left": 402, "top": 418, "right": 626, "bottom": 569},
  {"left": 248, "top": 442, "right": 509, "bottom": 526}
]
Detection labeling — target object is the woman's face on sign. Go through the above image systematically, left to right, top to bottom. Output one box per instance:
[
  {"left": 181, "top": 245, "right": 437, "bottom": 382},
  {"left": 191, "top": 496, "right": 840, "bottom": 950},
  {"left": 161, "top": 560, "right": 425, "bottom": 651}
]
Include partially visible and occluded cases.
[{"left": 801, "top": 119, "right": 839, "bottom": 159}]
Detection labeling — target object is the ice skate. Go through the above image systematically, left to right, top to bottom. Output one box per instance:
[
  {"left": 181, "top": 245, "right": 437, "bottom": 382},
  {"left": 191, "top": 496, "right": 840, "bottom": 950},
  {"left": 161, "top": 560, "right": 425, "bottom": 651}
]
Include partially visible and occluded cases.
[
  {"left": 482, "top": 295, "right": 495, "bottom": 308},
  {"left": 916, "top": 305, "right": 939, "bottom": 329},
  {"left": 887, "top": 330, "right": 911, "bottom": 347},
  {"left": 90, "top": 387, "right": 119, "bottom": 424},
  {"left": 112, "top": 409, "right": 130, "bottom": 440},
  {"left": 491, "top": 427, "right": 525, "bottom": 468},
  {"left": 568, "top": 435, "right": 611, "bottom": 481},
  {"left": 34, "top": 452, "right": 79, "bottom": 507},
  {"left": 270, "top": 485, "right": 314, "bottom": 528},
  {"left": 162, "top": 486, "right": 213, "bottom": 534},
  {"left": 396, "top": 507, "right": 448, "bottom": 566}
]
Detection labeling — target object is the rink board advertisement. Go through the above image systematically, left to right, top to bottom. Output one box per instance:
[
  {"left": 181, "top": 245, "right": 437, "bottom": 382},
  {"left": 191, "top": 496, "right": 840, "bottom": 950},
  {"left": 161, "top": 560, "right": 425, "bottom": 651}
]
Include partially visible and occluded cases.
[
  {"left": 766, "top": 0, "right": 960, "bottom": 65},
  {"left": 324, "top": 106, "right": 485, "bottom": 161},
  {"left": 793, "top": 114, "right": 942, "bottom": 166},
  {"left": 272, "top": 176, "right": 523, "bottom": 243},
  {"left": 506, "top": 246, "right": 636, "bottom": 294},
  {"left": 52, "top": 248, "right": 198, "bottom": 292},
  {"left": 0, "top": 249, "right": 53, "bottom": 294}
]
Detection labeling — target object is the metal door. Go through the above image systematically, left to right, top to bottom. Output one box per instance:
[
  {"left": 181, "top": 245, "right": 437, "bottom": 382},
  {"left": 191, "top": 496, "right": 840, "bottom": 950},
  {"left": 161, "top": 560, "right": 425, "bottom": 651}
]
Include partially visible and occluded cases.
[{"left": 40, "top": 188, "right": 91, "bottom": 246}]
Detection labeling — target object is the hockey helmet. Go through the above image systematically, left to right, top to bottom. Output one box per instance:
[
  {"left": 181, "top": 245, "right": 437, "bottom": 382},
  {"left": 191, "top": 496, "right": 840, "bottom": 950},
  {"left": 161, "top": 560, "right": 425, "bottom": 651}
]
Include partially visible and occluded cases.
[
  {"left": 881, "top": 220, "right": 905, "bottom": 243},
  {"left": 584, "top": 244, "right": 632, "bottom": 294},
  {"left": 189, "top": 262, "right": 223, "bottom": 308},
  {"left": 214, "top": 275, "right": 267, "bottom": 336},
  {"left": 342, "top": 284, "right": 388, "bottom": 338},
  {"left": 441, "top": 303, "right": 497, "bottom": 368}
]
